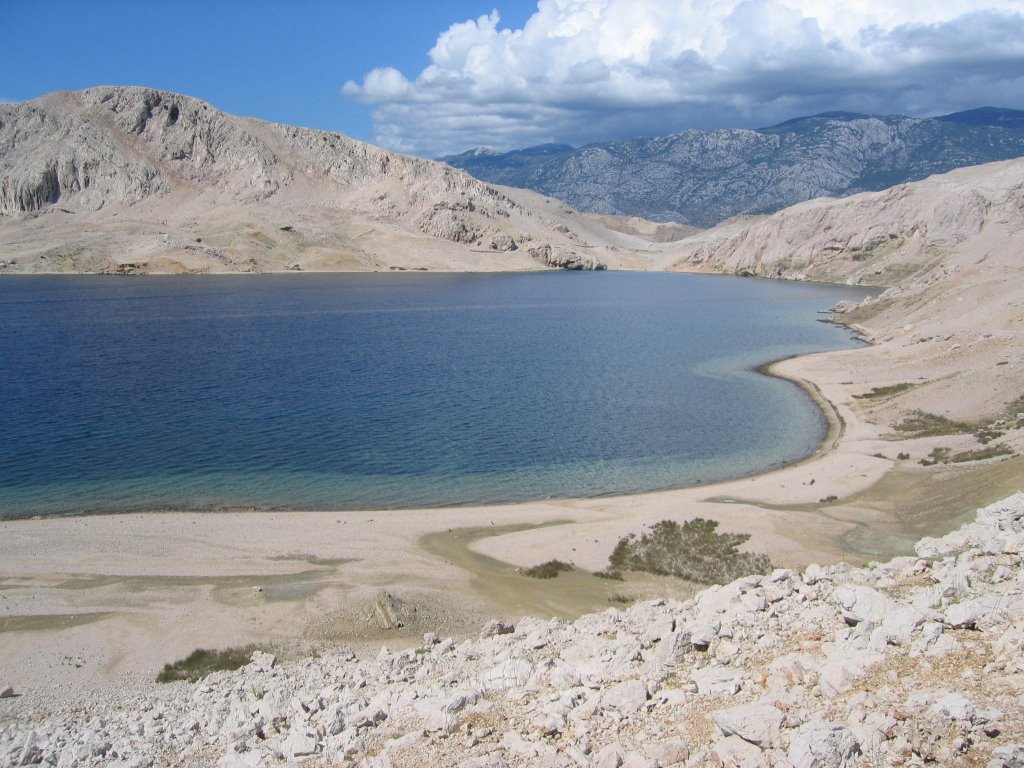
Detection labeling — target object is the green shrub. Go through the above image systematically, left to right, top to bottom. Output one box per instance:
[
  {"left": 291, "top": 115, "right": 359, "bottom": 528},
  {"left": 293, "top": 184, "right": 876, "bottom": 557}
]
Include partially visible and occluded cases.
[
  {"left": 853, "top": 383, "right": 915, "bottom": 399},
  {"left": 895, "top": 410, "right": 972, "bottom": 437},
  {"left": 949, "top": 445, "right": 1013, "bottom": 463},
  {"left": 920, "top": 447, "right": 951, "bottom": 466},
  {"left": 608, "top": 518, "right": 773, "bottom": 586},
  {"left": 522, "top": 560, "right": 574, "bottom": 579},
  {"left": 594, "top": 568, "right": 624, "bottom": 581},
  {"left": 156, "top": 646, "right": 258, "bottom": 683}
]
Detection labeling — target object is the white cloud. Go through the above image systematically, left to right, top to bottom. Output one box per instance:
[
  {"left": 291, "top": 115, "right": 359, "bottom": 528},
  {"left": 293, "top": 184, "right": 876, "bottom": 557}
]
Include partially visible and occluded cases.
[{"left": 342, "top": 0, "right": 1024, "bottom": 157}]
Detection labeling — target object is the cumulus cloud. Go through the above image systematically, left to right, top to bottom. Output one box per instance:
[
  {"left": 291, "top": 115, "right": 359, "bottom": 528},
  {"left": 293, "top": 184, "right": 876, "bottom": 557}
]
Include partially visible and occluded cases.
[{"left": 342, "top": 0, "right": 1024, "bottom": 157}]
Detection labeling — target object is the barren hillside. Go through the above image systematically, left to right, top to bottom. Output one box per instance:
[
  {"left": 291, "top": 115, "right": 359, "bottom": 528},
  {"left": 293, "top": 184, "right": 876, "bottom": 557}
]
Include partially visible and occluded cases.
[{"left": 0, "top": 87, "right": 647, "bottom": 274}]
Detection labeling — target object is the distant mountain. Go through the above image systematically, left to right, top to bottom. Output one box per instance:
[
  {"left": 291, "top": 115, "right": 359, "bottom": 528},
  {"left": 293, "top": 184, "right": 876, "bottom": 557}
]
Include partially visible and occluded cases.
[
  {"left": 0, "top": 87, "right": 641, "bottom": 274},
  {"left": 935, "top": 107, "right": 1024, "bottom": 130},
  {"left": 441, "top": 109, "right": 1024, "bottom": 227}
]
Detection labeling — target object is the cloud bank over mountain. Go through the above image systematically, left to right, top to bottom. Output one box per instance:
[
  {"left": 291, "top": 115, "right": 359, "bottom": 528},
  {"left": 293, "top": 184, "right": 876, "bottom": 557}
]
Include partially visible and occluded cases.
[{"left": 342, "top": 0, "right": 1024, "bottom": 157}]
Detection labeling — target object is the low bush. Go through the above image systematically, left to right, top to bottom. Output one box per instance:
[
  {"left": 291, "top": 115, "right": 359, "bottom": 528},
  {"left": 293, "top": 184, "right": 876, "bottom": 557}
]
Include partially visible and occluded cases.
[
  {"left": 853, "top": 383, "right": 915, "bottom": 399},
  {"left": 895, "top": 410, "right": 972, "bottom": 437},
  {"left": 950, "top": 445, "right": 1014, "bottom": 463},
  {"left": 920, "top": 447, "right": 951, "bottom": 466},
  {"left": 608, "top": 518, "right": 772, "bottom": 586},
  {"left": 522, "top": 560, "right": 573, "bottom": 579},
  {"left": 156, "top": 646, "right": 259, "bottom": 683}
]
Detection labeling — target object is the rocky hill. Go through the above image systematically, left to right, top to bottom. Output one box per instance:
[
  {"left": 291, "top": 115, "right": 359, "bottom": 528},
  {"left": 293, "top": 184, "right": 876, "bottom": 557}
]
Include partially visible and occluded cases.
[
  {"left": 0, "top": 87, "right": 649, "bottom": 273},
  {"left": 441, "top": 109, "right": 1024, "bottom": 227},
  {"left": 655, "top": 156, "right": 1024, "bottom": 430},
  {"left": 3, "top": 493, "right": 1024, "bottom": 767}
]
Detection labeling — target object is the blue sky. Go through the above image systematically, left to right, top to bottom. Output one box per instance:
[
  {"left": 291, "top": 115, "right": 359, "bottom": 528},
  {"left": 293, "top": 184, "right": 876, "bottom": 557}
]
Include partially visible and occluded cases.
[
  {"left": 0, "top": 0, "right": 535, "bottom": 146},
  {"left": 4, "top": 1, "right": 1024, "bottom": 158}
]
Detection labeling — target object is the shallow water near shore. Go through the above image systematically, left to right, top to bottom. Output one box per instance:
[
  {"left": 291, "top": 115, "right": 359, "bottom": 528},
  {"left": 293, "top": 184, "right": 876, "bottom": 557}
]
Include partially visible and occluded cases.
[{"left": 0, "top": 272, "right": 873, "bottom": 518}]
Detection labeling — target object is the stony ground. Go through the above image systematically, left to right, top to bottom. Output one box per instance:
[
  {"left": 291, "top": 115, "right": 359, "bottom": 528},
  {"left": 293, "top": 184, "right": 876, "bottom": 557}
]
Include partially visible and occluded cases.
[{"left": 4, "top": 493, "right": 1024, "bottom": 768}]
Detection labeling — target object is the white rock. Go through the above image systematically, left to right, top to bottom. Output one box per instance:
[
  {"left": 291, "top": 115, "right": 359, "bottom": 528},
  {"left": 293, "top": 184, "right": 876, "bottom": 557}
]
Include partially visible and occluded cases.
[
  {"left": 834, "top": 585, "right": 896, "bottom": 624},
  {"left": 945, "top": 600, "right": 982, "bottom": 628},
  {"left": 881, "top": 606, "right": 926, "bottom": 645},
  {"left": 480, "top": 619, "right": 515, "bottom": 638},
  {"left": 683, "top": 623, "right": 718, "bottom": 649},
  {"left": 249, "top": 650, "right": 277, "bottom": 672},
  {"left": 481, "top": 659, "right": 533, "bottom": 691},
  {"left": 691, "top": 667, "right": 743, "bottom": 695},
  {"left": 602, "top": 680, "right": 649, "bottom": 714},
  {"left": 931, "top": 693, "right": 977, "bottom": 723},
  {"left": 712, "top": 702, "right": 784, "bottom": 748},
  {"left": 788, "top": 720, "right": 861, "bottom": 768},
  {"left": 281, "top": 728, "right": 318, "bottom": 758},
  {"left": 709, "top": 735, "right": 770, "bottom": 767},
  {"left": 594, "top": 743, "right": 625, "bottom": 768},
  {"left": 458, "top": 756, "right": 510, "bottom": 768}
]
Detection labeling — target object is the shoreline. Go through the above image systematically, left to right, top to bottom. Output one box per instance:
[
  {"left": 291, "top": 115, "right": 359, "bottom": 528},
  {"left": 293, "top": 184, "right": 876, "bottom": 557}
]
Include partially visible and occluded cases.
[
  {"left": 3, "top": 287, "right": 1021, "bottom": 707},
  {"left": 0, "top": 320, "right": 865, "bottom": 523}
]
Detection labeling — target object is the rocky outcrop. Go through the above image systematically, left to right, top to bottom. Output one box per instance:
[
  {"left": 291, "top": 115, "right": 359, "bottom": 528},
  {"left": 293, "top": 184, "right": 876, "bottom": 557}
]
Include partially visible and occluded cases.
[
  {"left": 0, "top": 87, "right": 617, "bottom": 273},
  {"left": 442, "top": 109, "right": 1024, "bottom": 228},
  {"left": 3, "top": 492, "right": 1024, "bottom": 767}
]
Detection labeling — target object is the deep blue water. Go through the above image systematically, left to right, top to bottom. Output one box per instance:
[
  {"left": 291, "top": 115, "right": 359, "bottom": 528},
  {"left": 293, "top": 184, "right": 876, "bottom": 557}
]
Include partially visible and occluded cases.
[{"left": 0, "top": 272, "right": 872, "bottom": 518}]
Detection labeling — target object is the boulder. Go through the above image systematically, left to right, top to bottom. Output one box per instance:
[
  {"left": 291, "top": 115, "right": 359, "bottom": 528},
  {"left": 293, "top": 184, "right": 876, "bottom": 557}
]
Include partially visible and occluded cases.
[
  {"left": 834, "top": 585, "right": 896, "bottom": 624},
  {"left": 371, "top": 592, "right": 408, "bottom": 630},
  {"left": 480, "top": 619, "right": 515, "bottom": 638},
  {"left": 692, "top": 666, "right": 743, "bottom": 695},
  {"left": 602, "top": 680, "right": 649, "bottom": 714},
  {"left": 712, "top": 702, "right": 784, "bottom": 748},
  {"left": 788, "top": 720, "right": 861, "bottom": 768}
]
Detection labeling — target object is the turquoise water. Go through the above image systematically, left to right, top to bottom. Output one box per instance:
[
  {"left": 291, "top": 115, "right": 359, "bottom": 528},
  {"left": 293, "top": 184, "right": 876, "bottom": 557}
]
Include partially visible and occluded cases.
[{"left": 0, "top": 272, "right": 872, "bottom": 518}]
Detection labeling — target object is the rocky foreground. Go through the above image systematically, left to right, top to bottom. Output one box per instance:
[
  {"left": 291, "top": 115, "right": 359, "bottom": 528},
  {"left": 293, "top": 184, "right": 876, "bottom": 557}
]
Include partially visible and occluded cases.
[{"left": 4, "top": 494, "right": 1024, "bottom": 767}]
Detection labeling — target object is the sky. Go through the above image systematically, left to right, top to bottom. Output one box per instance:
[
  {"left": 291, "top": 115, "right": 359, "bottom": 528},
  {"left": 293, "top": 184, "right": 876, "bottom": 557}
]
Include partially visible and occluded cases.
[{"left": 3, "top": 0, "right": 1024, "bottom": 158}]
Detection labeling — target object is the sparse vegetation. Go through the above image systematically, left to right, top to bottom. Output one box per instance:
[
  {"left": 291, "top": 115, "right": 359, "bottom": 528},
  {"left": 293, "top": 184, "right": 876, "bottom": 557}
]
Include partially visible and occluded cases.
[
  {"left": 854, "top": 383, "right": 915, "bottom": 399},
  {"left": 895, "top": 410, "right": 973, "bottom": 437},
  {"left": 976, "top": 426, "right": 1005, "bottom": 444},
  {"left": 920, "top": 444, "right": 1013, "bottom": 466},
  {"left": 950, "top": 445, "right": 1014, "bottom": 463},
  {"left": 920, "top": 447, "right": 951, "bottom": 466},
  {"left": 897, "top": 452, "right": 911, "bottom": 460},
  {"left": 820, "top": 494, "right": 838, "bottom": 503},
  {"left": 608, "top": 518, "right": 773, "bottom": 586},
  {"left": 522, "top": 559, "right": 574, "bottom": 579},
  {"left": 594, "top": 568, "right": 624, "bottom": 581},
  {"left": 607, "top": 593, "right": 632, "bottom": 604},
  {"left": 156, "top": 645, "right": 259, "bottom": 683}
]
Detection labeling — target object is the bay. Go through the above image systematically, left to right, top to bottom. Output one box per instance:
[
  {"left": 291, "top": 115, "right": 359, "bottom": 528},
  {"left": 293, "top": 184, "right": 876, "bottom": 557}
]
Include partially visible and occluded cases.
[{"left": 0, "top": 272, "right": 873, "bottom": 518}]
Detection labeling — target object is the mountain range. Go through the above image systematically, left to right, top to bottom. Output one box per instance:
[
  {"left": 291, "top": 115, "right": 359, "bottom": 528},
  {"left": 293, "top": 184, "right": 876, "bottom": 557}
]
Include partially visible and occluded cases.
[{"left": 441, "top": 108, "right": 1024, "bottom": 228}]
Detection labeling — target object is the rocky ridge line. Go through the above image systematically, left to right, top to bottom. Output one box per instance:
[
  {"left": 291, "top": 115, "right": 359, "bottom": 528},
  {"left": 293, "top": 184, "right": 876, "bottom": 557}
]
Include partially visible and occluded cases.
[{"left": 3, "top": 493, "right": 1024, "bottom": 767}]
